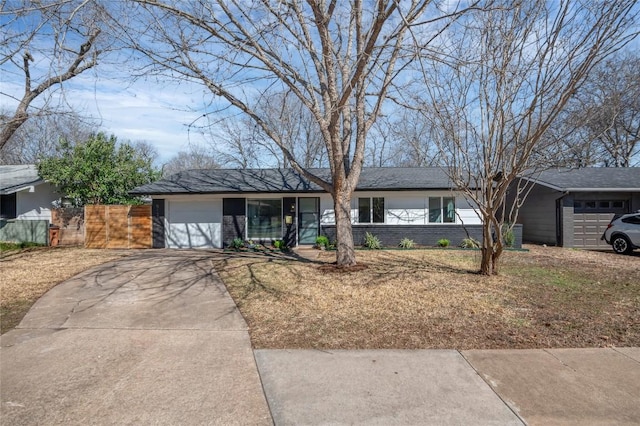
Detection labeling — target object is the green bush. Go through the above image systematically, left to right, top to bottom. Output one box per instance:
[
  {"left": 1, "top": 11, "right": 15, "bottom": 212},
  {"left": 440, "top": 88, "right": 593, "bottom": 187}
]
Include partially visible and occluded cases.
[
  {"left": 502, "top": 225, "right": 515, "bottom": 248},
  {"left": 364, "top": 232, "right": 382, "bottom": 249},
  {"left": 315, "top": 235, "right": 330, "bottom": 249},
  {"left": 230, "top": 237, "right": 244, "bottom": 250},
  {"left": 399, "top": 238, "right": 415, "bottom": 249},
  {"left": 437, "top": 238, "right": 450, "bottom": 247},
  {"left": 460, "top": 238, "right": 480, "bottom": 249},
  {"left": 273, "top": 239, "right": 287, "bottom": 250}
]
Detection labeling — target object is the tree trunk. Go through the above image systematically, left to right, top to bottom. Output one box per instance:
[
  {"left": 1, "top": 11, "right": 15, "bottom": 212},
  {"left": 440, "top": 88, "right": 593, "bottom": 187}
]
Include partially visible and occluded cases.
[
  {"left": 334, "top": 190, "right": 356, "bottom": 267},
  {"left": 480, "top": 215, "right": 505, "bottom": 275},
  {"left": 480, "top": 218, "right": 495, "bottom": 275}
]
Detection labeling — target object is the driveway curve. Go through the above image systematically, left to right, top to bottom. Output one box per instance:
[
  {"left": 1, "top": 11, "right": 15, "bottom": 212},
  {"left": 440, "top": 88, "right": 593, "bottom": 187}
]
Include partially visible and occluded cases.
[{"left": 1, "top": 250, "right": 272, "bottom": 425}]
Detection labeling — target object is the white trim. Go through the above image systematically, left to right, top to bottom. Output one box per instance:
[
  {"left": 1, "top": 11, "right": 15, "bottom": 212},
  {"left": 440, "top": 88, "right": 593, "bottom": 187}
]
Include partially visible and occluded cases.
[{"left": 519, "top": 177, "right": 639, "bottom": 192}]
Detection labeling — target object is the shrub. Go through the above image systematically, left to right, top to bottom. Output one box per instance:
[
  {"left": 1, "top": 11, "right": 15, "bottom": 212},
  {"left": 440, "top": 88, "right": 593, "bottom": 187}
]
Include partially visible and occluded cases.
[
  {"left": 502, "top": 225, "right": 515, "bottom": 248},
  {"left": 364, "top": 232, "right": 382, "bottom": 249},
  {"left": 315, "top": 235, "right": 329, "bottom": 249},
  {"left": 230, "top": 237, "right": 244, "bottom": 250},
  {"left": 399, "top": 238, "right": 415, "bottom": 249},
  {"left": 437, "top": 238, "right": 450, "bottom": 247},
  {"left": 460, "top": 238, "right": 480, "bottom": 249},
  {"left": 273, "top": 239, "right": 287, "bottom": 250}
]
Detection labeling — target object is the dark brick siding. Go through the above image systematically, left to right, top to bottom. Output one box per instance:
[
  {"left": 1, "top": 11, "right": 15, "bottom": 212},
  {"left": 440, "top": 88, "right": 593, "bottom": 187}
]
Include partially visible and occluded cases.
[
  {"left": 222, "top": 198, "right": 246, "bottom": 247},
  {"left": 152, "top": 199, "right": 165, "bottom": 248},
  {"left": 319, "top": 224, "right": 522, "bottom": 249}
]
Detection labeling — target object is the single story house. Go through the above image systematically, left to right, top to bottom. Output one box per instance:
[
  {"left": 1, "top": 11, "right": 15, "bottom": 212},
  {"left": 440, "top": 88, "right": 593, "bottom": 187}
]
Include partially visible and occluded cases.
[
  {"left": 0, "top": 164, "right": 59, "bottom": 244},
  {"left": 131, "top": 167, "right": 521, "bottom": 249},
  {"left": 514, "top": 167, "right": 640, "bottom": 249}
]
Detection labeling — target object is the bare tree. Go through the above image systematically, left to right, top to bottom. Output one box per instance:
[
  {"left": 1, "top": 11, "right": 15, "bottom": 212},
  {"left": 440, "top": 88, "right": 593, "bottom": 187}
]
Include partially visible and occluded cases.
[
  {"left": 123, "top": 0, "right": 469, "bottom": 266},
  {"left": 411, "top": 0, "right": 638, "bottom": 274},
  {"left": 1, "top": 1, "right": 109, "bottom": 150},
  {"left": 555, "top": 50, "right": 640, "bottom": 167},
  {"left": 256, "top": 92, "right": 327, "bottom": 169},
  {"left": 209, "top": 93, "right": 327, "bottom": 169},
  {"left": 0, "top": 108, "right": 99, "bottom": 164},
  {"left": 384, "top": 110, "right": 443, "bottom": 167},
  {"left": 210, "top": 116, "right": 273, "bottom": 169},
  {"left": 129, "top": 140, "right": 161, "bottom": 168},
  {"left": 162, "top": 144, "right": 221, "bottom": 176}
]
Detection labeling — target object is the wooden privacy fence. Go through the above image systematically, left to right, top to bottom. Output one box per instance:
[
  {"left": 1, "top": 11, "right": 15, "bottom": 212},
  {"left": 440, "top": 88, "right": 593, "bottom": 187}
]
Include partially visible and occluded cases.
[
  {"left": 85, "top": 205, "right": 152, "bottom": 249},
  {"left": 51, "top": 208, "right": 84, "bottom": 246}
]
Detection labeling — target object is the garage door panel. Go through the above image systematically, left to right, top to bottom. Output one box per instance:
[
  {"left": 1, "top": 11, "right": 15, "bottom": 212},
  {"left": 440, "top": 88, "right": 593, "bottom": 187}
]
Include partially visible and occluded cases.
[
  {"left": 167, "top": 200, "right": 222, "bottom": 248},
  {"left": 573, "top": 212, "right": 614, "bottom": 249}
]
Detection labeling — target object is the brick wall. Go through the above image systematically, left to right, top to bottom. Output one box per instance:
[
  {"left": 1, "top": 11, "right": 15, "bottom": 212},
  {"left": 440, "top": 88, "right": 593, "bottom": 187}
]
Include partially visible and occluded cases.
[{"left": 319, "top": 224, "right": 523, "bottom": 249}]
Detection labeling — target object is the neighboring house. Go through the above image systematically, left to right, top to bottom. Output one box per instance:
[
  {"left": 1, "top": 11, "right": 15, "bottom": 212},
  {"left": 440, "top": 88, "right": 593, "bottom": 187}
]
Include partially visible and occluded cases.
[
  {"left": 0, "top": 165, "right": 59, "bottom": 244},
  {"left": 0, "top": 165, "right": 58, "bottom": 221},
  {"left": 131, "top": 167, "right": 516, "bottom": 249},
  {"left": 514, "top": 168, "right": 640, "bottom": 249}
]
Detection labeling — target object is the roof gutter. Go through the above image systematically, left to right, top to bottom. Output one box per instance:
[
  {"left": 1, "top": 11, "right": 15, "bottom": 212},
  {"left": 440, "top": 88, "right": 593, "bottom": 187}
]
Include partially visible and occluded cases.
[
  {"left": 0, "top": 180, "right": 44, "bottom": 195},
  {"left": 563, "top": 188, "right": 640, "bottom": 192}
]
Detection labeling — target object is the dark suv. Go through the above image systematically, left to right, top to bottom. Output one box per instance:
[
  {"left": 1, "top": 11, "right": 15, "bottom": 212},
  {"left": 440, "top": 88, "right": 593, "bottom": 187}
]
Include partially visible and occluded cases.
[{"left": 601, "top": 212, "right": 640, "bottom": 254}]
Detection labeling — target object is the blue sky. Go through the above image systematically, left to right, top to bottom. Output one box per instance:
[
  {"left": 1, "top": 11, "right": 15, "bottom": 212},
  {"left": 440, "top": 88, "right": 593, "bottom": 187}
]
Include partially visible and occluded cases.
[{"left": 0, "top": 67, "right": 211, "bottom": 163}]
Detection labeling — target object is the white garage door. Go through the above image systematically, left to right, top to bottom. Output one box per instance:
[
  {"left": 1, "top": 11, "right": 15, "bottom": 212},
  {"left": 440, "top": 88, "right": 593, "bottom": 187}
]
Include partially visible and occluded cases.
[{"left": 166, "top": 199, "right": 223, "bottom": 248}]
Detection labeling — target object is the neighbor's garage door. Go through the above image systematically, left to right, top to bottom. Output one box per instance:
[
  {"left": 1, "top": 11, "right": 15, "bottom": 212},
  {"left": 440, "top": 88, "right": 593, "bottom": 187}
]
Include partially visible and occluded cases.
[
  {"left": 166, "top": 199, "right": 223, "bottom": 248},
  {"left": 572, "top": 199, "right": 629, "bottom": 249},
  {"left": 573, "top": 212, "right": 614, "bottom": 249}
]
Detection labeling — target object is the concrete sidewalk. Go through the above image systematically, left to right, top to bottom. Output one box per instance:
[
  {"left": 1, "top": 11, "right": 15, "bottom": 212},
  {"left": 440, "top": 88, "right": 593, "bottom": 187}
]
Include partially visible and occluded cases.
[
  {"left": 2, "top": 251, "right": 639, "bottom": 425},
  {"left": 254, "top": 347, "right": 640, "bottom": 425}
]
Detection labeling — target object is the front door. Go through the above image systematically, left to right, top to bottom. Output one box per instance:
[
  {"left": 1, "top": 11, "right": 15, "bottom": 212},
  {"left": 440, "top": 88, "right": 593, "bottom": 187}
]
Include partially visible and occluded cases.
[{"left": 298, "top": 197, "right": 319, "bottom": 245}]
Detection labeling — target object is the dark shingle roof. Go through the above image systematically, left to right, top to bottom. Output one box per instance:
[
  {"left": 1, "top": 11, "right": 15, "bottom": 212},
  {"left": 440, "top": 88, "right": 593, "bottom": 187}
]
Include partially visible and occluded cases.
[
  {"left": 0, "top": 165, "right": 44, "bottom": 195},
  {"left": 130, "top": 167, "right": 457, "bottom": 195},
  {"left": 526, "top": 168, "right": 640, "bottom": 191}
]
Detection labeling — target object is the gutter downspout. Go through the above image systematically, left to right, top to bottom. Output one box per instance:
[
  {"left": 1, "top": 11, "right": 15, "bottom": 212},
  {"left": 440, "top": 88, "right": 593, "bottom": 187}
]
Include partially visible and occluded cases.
[{"left": 555, "top": 192, "right": 570, "bottom": 247}]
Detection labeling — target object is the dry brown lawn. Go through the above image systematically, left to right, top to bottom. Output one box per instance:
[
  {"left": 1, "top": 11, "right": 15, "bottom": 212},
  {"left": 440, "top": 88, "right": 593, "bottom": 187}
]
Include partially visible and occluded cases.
[
  {"left": 2, "top": 245, "right": 638, "bottom": 349},
  {"left": 213, "top": 246, "right": 640, "bottom": 350},
  {"left": 1, "top": 247, "right": 128, "bottom": 333}
]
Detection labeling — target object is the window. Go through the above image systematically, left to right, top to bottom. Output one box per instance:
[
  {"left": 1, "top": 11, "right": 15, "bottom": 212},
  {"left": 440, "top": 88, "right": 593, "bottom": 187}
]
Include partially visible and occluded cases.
[
  {"left": 0, "top": 193, "right": 17, "bottom": 220},
  {"left": 358, "top": 197, "right": 384, "bottom": 223},
  {"left": 429, "top": 197, "right": 456, "bottom": 223},
  {"left": 247, "top": 199, "right": 282, "bottom": 239},
  {"left": 574, "top": 199, "right": 628, "bottom": 213},
  {"left": 622, "top": 215, "right": 640, "bottom": 225}
]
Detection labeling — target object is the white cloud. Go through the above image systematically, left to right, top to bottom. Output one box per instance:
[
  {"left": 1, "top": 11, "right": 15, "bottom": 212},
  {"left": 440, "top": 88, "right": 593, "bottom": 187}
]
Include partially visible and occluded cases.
[{"left": 1, "top": 65, "right": 212, "bottom": 163}]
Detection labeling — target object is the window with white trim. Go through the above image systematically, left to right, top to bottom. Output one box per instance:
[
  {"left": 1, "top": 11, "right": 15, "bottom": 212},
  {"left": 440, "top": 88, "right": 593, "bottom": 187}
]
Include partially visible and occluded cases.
[
  {"left": 358, "top": 197, "right": 384, "bottom": 223},
  {"left": 428, "top": 197, "right": 456, "bottom": 223}
]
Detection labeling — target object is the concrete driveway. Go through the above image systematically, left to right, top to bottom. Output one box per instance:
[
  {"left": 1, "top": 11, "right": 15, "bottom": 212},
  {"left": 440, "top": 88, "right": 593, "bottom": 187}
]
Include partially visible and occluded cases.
[{"left": 0, "top": 250, "right": 272, "bottom": 425}]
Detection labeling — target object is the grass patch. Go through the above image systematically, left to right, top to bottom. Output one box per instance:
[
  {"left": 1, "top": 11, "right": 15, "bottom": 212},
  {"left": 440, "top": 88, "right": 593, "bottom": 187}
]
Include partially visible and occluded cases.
[
  {"left": 0, "top": 241, "right": 45, "bottom": 252},
  {"left": 213, "top": 246, "right": 640, "bottom": 350},
  {"left": 0, "top": 247, "right": 128, "bottom": 334},
  {"left": 506, "top": 266, "right": 583, "bottom": 290}
]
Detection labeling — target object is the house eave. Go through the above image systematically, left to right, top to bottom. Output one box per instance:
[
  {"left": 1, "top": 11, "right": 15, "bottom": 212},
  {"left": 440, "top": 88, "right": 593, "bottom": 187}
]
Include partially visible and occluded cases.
[
  {"left": 0, "top": 179, "right": 45, "bottom": 195},
  {"left": 132, "top": 187, "right": 469, "bottom": 197},
  {"left": 563, "top": 187, "right": 640, "bottom": 192}
]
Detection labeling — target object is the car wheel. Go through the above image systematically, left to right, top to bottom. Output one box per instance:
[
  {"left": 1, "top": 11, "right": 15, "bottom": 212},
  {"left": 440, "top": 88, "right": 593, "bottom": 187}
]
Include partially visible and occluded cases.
[{"left": 611, "top": 235, "right": 632, "bottom": 254}]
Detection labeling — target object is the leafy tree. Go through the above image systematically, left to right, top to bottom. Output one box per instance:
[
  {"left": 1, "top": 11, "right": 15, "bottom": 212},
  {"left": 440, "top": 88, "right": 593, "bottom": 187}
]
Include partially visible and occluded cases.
[{"left": 38, "top": 133, "right": 160, "bottom": 206}]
